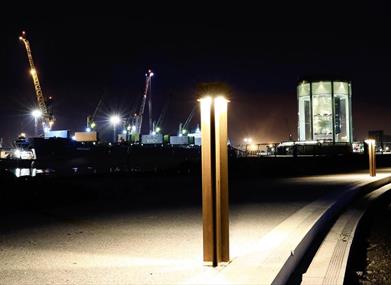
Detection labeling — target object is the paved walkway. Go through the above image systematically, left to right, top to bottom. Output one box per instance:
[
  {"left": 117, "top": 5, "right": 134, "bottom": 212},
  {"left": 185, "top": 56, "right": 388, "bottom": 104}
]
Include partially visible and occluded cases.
[{"left": 1, "top": 170, "right": 391, "bottom": 284}]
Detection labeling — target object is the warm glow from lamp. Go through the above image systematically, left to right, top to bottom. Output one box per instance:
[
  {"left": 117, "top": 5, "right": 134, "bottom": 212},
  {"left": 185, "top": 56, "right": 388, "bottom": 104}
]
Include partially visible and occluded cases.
[
  {"left": 214, "top": 96, "right": 229, "bottom": 118},
  {"left": 364, "top": 139, "right": 375, "bottom": 145}
]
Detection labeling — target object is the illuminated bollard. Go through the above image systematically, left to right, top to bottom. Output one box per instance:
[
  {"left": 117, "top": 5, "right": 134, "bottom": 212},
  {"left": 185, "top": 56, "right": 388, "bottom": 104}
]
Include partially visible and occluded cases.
[
  {"left": 200, "top": 96, "right": 229, "bottom": 266},
  {"left": 365, "top": 139, "right": 376, "bottom": 177}
]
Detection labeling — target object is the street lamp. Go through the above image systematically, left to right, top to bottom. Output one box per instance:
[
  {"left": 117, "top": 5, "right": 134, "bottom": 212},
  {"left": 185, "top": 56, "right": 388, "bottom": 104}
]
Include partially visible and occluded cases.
[
  {"left": 31, "top": 109, "right": 42, "bottom": 136},
  {"left": 110, "top": 115, "right": 121, "bottom": 143}
]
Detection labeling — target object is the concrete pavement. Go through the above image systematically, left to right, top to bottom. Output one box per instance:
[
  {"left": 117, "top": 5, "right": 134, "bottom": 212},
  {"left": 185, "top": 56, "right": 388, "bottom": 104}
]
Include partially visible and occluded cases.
[{"left": 1, "top": 170, "right": 391, "bottom": 284}]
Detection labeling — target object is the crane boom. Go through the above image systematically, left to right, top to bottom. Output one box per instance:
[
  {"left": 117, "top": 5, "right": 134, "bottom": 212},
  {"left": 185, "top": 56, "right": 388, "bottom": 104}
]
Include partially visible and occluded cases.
[
  {"left": 19, "top": 31, "right": 54, "bottom": 130},
  {"left": 135, "top": 69, "right": 153, "bottom": 134},
  {"left": 155, "top": 93, "right": 171, "bottom": 132},
  {"left": 87, "top": 94, "right": 104, "bottom": 130},
  {"left": 92, "top": 96, "right": 104, "bottom": 120},
  {"left": 179, "top": 106, "right": 196, "bottom": 135},
  {"left": 183, "top": 106, "right": 196, "bottom": 130}
]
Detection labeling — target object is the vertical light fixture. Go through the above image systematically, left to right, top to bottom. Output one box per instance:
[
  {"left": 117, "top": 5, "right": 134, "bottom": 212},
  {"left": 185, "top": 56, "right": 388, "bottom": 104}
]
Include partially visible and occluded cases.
[
  {"left": 200, "top": 95, "right": 229, "bottom": 266},
  {"left": 365, "top": 139, "right": 376, "bottom": 177}
]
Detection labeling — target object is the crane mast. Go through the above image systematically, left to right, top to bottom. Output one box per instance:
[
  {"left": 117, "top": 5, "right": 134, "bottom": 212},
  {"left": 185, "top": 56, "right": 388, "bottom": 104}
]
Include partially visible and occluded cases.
[{"left": 19, "top": 31, "right": 54, "bottom": 131}]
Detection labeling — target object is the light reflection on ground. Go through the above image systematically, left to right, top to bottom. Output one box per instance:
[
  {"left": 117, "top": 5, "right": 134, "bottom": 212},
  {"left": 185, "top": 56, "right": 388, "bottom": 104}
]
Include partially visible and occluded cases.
[{"left": 1, "top": 169, "right": 391, "bottom": 284}]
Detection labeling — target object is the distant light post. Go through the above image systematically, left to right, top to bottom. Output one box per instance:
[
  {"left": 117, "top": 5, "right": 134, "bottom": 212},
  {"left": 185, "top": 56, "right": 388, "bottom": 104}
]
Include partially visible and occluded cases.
[
  {"left": 200, "top": 95, "right": 229, "bottom": 266},
  {"left": 31, "top": 109, "right": 42, "bottom": 136},
  {"left": 110, "top": 115, "right": 121, "bottom": 143},
  {"left": 243, "top": 137, "right": 252, "bottom": 152},
  {"left": 365, "top": 139, "right": 376, "bottom": 177}
]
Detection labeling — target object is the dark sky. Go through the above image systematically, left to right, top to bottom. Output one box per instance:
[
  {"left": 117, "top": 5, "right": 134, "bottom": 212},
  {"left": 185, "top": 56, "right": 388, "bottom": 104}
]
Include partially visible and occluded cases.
[{"left": 2, "top": 2, "right": 391, "bottom": 146}]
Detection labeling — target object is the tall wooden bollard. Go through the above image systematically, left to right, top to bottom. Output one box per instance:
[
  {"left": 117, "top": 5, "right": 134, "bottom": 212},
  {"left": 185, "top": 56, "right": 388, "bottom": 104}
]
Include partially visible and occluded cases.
[
  {"left": 200, "top": 96, "right": 229, "bottom": 266},
  {"left": 365, "top": 139, "right": 376, "bottom": 177}
]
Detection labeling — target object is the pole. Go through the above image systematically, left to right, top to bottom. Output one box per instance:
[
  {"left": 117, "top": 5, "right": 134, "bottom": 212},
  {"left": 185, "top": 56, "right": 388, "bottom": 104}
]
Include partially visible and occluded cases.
[
  {"left": 200, "top": 96, "right": 229, "bottom": 266},
  {"left": 214, "top": 96, "right": 229, "bottom": 263},
  {"left": 113, "top": 125, "right": 116, "bottom": 143},
  {"left": 365, "top": 139, "right": 376, "bottom": 177},
  {"left": 370, "top": 142, "right": 376, "bottom": 176}
]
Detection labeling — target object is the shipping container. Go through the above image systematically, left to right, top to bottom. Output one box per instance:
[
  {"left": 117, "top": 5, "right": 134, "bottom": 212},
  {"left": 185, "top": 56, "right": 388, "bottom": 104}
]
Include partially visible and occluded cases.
[{"left": 74, "top": 131, "right": 98, "bottom": 142}]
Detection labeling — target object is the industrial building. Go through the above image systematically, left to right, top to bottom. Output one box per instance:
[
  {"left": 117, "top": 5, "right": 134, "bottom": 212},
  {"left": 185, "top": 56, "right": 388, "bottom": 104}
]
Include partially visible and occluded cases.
[{"left": 297, "top": 79, "right": 353, "bottom": 144}]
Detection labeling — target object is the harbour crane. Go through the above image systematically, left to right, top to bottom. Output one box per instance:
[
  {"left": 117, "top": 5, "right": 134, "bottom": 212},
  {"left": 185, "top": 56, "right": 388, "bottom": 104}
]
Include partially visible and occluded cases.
[
  {"left": 19, "top": 31, "right": 54, "bottom": 132},
  {"left": 129, "top": 69, "right": 154, "bottom": 136},
  {"left": 148, "top": 71, "right": 153, "bottom": 135},
  {"left": 153, "top": 92, "right": 172, "bottom": 134},
  {"left": 86, "top": 95, "right": 104, "bottom": 131},
  {"left": 179, "top": 105, "right": 196, "bottom": 136}
]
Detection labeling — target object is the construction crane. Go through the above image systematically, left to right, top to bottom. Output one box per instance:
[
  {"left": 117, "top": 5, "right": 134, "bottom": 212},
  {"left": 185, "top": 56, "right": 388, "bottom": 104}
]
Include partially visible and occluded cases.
[
  {"left": 19, "top": 31, "right": 54, "bottom": 131},
  {"left": 129, "top": 69, "right": 154, "bottom": 136},
  {"left": 148, "top": 71, "right": 153, "bottom": 135},
  {"left": 153, "top": 92, "right": 172, "bottom": 134},
  {"left": 86, "top": 95, "right": 104, "bottom": 131},
  {"left": 179, "top": 105, "right": 196, "bottom": 136}
]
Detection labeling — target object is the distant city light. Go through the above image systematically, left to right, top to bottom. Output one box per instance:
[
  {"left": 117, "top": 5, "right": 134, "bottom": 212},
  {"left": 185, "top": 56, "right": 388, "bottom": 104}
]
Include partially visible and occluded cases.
[
  {"left": 147, "top": 70, "right": 154, "bottom": 77},
  {"left": 31, "top": 109, "right": 42, "bottom": 118},
  {"left": 109, "top": 115, "right": 121, "bottom": 126},
  {"left": 86, "top": 127, "right": 91, "bottom": 132},
  {"left": 155, "top": 127, "right": 161, "bottom": 133},
  {"left": 122, "top": 129, "right": 127, "bottom": 134},
  {"left": 244, "top": 137, "right": 252, "bottom": 143},
  {"left": 249, "top": 144, "right": 258, "bottom": 151},
  {"left": 14, "top": 149, "right": 21, "bottom": 158}
]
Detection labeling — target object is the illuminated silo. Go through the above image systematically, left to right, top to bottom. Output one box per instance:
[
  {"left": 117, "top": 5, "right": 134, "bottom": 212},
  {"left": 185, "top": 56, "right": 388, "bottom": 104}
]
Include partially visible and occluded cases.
[{"left": 297, "top": 79, "right": 352, "bottom": 143}]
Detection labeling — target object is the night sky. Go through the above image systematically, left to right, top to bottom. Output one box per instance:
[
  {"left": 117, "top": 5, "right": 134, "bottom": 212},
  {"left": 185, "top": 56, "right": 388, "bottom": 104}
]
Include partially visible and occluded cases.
[{"left": 2, "top": 2, "right": 391, "bottom": 146}]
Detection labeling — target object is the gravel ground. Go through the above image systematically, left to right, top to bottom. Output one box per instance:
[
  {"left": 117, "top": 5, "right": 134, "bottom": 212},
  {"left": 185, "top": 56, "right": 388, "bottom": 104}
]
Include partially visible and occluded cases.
[{"left": 357, "top": 200, "right": 391, "bottom": 284}]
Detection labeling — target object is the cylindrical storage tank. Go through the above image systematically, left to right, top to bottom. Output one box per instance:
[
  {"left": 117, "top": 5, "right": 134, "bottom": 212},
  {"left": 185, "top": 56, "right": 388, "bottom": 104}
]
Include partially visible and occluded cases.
[{"left": 297, "top": 79, "right": 352, "bottom": 143}]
